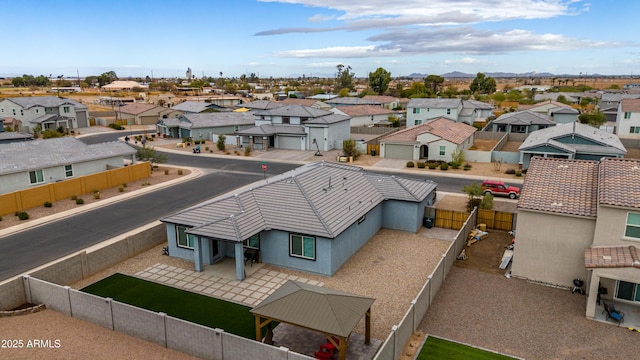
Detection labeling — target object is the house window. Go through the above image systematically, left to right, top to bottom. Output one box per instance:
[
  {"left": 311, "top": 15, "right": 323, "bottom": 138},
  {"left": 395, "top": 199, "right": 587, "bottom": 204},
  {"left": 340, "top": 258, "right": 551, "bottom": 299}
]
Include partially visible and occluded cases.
[
  {"left": 63, "top": 106, "right": 70, "bottom": 113},
  {"left": 412, "top": 108, "right": 420, "bottom": 114},
  {"left": 426, "top": 108, "right": 430, "bottom": 112},
  {"left": 446, "top": 108, "right": 451, "bottom": 115},
  {"left": 12, "top": 109, "right": 16, "bottom": 116},
  {"left": 36, "top": 109, "right": 39, "bottom": 113},
  {"left": 20, "top": 110, "right": 24, "bottom": 116},
  {"left": 624, "top": 112, "right": 631, "bottom": 119},
  {"left": 282, "top": 116, "right": 290, "bottom": 124},
  {"left": 414, "top": 120, "right": 422, "bottom": 125},
  {"left": 234, "top": 125, "right": 239, "bottom": 132},
  {"left": 630, "top": 126, "right": 640, "bottom": 134},
  {"left": 439, "top": 146, "right": 446, "bottom": 156},
  {"left": 64, "top": 164, "right": 73, "bottom": 177},
  {"left": 29, "top": 169, "right": 44, "bottom": 184},
  {"left": 625, "top": 213, "right": 640, "bottom": 238},
  {"left": 357, "top": 215, "right": 366, "bottom": 224},
  {"left": 176, "top": 225, "right": 194, "bottom": 249},
  {"left": 243, "top": 234, "right": 260, "bottom": 249},
  {"left": 290, "top": 234, "right": 315, "bottom": 260},
  {"left": 615, "top": 281, "right": 640, "bottom": 302}
]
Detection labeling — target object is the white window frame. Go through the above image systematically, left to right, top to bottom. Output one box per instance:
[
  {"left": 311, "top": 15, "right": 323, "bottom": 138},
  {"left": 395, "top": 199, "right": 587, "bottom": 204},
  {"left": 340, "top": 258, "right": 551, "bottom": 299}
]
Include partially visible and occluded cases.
[
  {"left": 63, "top": 106, "right": 71, "bottom": 113},
  {"left": 412, "top": 108, "right": 420, "bottom": 114},
  {"left": 624, "top": 112, "right": 631, "bottom": 119},
  {"left": 414, "top": 119, "right": 422, "bottom": 125},
  {"left": 630, "top": 126, "right": 640, "bottom": 134},
  {"left": 439, "top": 146, "right": 446, "bottom": 156},
  {"left": 64, "top": 164, "right": 73, "bottom": 178},
  {"left": 29, "top": 169, "right": 44, "bottom": 184},
  {"left": 625, "top": 212, "right": 640, "bottom": 239},
  {"left": 176, "top": 225, "right": 194, "bottom": 249},
  {"left": 289, "top": 234, "right": 315, "bottom": 260},
  {"left": 615, "top": 280, "right": 640, "bottom": 303}
]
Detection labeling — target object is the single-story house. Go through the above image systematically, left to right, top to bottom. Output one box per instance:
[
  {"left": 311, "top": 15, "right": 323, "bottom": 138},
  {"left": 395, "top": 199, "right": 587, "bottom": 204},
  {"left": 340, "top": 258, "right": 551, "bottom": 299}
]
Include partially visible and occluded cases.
[
  {"left": 0, "top": 96, "right": 89, "bottom": 133},
  {"left": 171, "top": 101, "right": 223, "bottom": 114},
  {"left": 117, "top": 103, "right": 179, "bottom": 125},
  {"left": 237, "top": 104, "right": 350, "bottom": 151},
  {"left": 332, "top": 105, "right": 398, "bottom": 127},
  {"left": 549, "top": 106, "right": 580, "bottom": 124},
  {"left": 489, "top": 110, "right": 555, "bottom": 133},
  {"left": 156, "top": 112, "right": 256, "bottom": 140},
  {"left": 379, "top": 117, "right": 476, "bottom": 162},
  {"left": 518, "top": 121, "right": 626, "bottom": 169},
  {"left": 0, "top": 137, "right": 135, "bottom": 194},
  {"left": 511, "top": 157, "right": 640, "bottom": 323},
  {"left": 160, "top": 162, "right": 438, "bottom": 280}
]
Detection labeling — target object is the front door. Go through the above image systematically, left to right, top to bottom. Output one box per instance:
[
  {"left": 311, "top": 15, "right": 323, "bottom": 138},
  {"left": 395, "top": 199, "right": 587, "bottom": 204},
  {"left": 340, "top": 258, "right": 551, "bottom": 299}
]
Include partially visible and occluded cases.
[{"left": 211, "top": 240, "right": 222, "bottom": 263}]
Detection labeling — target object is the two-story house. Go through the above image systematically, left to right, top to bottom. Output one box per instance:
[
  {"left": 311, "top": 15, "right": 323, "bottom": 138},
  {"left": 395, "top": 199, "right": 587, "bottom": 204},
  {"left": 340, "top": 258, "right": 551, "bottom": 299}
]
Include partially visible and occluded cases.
[
  {"left": 0, "top": 96, "right": 89, "bottom": 133},
  {"left": 406, "top": 98, "right": 462, "bottom": 127},
  {"left": 616, "top": 98, "right": 640, "bottom": 138},
  {"left": 236, "top": 104, "right": 350, "bottom": 151},
  {"left": 332, "top": 105, "right": 398, "bottom": 127},
  {"left": 512, "top": 157, "right": 640, "bottom": 325}
]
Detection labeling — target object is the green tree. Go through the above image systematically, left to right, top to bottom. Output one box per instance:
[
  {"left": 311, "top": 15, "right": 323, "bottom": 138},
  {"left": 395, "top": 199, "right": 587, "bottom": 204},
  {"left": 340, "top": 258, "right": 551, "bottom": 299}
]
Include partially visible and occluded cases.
[
  {"left": 335, "top": 64, "right": 355, "bottom": 93},
  {"left": 368, "top": 67, "right": 392, "bottom": 95},
  {"left": 98, "top": 71, "right": 118, "bottom": 86},
  {"left": 470, "top": 72, "right": 497, "bottom": 94},
  {"left": 424, "top": 75, "right": 445, "bottom": 96},
  {"left": 441, "top": 85, "right": 458, "bottom": 98},
  {"left": 338, "top": 88, "right": 350, "bottom": 97},
  {"left": 492, "top": 92, "right": 506, "bottom": 103},
  {"left": 578, "top": 112, "right": 606, "bottom": 127},
  {"left": 217, "top": 134, "right": 226, "bottom": 151},
  {"left": 342, "top": 139, "right": 360, "bottom": 159},
  {"left": 136, "top": 146, "right": 167, "bottom": 166},
  {"left": 462, "top": 183, "right": 485, "bottom": 212}
]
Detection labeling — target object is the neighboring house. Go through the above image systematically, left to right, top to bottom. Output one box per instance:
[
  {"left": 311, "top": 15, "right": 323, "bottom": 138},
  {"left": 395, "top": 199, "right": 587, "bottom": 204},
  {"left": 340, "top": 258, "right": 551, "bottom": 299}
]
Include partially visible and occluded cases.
[
  {"left": 101, "top": 80, "right": 148, "bottom": 91},
  {"left": 534, "top": 92, "right": 581, "bottom": 103},
  {"left": 599, "top": 92, "right": 640, "bottom": 110},
  {"left": 307, "top": 94, "right": 338, "bottom": 101},
  {"left": 361, "top": 95, "right": 400, "bottom": 109},
  {"left": 0, "top": 96, "right": 89, "bottom": 133},
  {"left": 324, "top": 97, "right": 383, "bottom": 107},
  {"left": 278, "top": 98, "right": 332, "bottom": 111},
  {"left": 406, "top": 98, "right": 462, "bottom": 126},
  {"left": 616, "top": 98, "right": 640, "bottom": 138},
  {"left": 237, "top": 100, "right": 283, "bottom": 111},
  {"left": 459, "top": 100, "right": 494, "bottom": 125},
  {"left": 171, "top": 101, "right": 223, "bottom": 114},
  {"left": 117, "top": 103, "right": 179, "bottom": 125},
  {"left": 237, "top": 104, "right": 350, "bottom": 151},
  {"left": 332, "top": 105, "right": 397, "bottom": 127},
  {"left": 549, "top": 106, "right": 580, "bottom": 124},
  {"left": 490, "top": 110, "right": 555, "bottom": 133},
  {"left": 156, "top": 112, "right": 256, "bottom": 140},
  {"left": 1, "top": 117, "right": 22, "bottom": 132},
  {"left": 379, "top": 117, "right": 476, "bottom": 161},
  {"left": 0, "top": 120, "right": 33, "bottom": 143},
  {"left": 518, "top": 121, "right": 626, "bottom": 169},
  {"left": 0, "top": 137, "right": 134, "bottom": 194},
  {"left": 511, "top": 157, "right": 640, "bottom": 323},
  {"left": 160, "top": 162, "right": 438, "bottom": 280}
]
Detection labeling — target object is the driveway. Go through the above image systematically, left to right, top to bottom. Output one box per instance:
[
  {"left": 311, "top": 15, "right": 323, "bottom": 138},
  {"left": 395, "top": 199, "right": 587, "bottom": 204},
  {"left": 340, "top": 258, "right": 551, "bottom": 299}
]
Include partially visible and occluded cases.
[{"left": 419, "top": 267, "right": 640, "bottom": 359}]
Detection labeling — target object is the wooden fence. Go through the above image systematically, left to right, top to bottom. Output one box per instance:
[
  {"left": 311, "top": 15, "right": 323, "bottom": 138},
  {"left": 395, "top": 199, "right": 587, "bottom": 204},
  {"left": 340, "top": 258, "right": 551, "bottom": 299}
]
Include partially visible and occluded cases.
[{"left": 433, "top": 208, "right": 515, "bottom": 231}]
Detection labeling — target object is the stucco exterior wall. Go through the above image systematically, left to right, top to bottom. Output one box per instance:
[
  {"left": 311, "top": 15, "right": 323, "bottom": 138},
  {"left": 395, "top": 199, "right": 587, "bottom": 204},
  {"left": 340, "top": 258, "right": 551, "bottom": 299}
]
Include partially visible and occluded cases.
[
  {"left": 327, "top": 120, "right": 350, "bottom": 151},
  {"left": 593, "top": 206, "right": 640, "bottom": 246},
  {"left": 511, "top": 210, "right": 596, "bottom": 287}
]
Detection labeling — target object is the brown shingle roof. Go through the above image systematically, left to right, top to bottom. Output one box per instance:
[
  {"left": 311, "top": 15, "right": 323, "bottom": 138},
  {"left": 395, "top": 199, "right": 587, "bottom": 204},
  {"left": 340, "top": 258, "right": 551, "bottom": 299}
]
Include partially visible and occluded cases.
[
  {"left": 620, "top": 98, "right": 640, "bottom": 112},
  {"left": 381, "top": 118, "right": 475, "bottom": 144},
  {"left": 517, "top": 157, "right": 598, "bottom": 217},
  {"left": 598, "top": 157, "right": 640, "bottom": 209},
  {"left": 584, "top": 246, "right": 640, "bottom": 269}
]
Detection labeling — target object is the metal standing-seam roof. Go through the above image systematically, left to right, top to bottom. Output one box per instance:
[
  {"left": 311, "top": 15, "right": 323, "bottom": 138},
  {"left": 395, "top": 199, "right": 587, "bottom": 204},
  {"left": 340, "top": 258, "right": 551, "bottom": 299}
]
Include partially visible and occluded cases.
[
  {"left": 0, "top": 137, "right": 135, "bottom": 175},
  {"left": 161, "top": 162, "right": 436, "bottom": 241},
  {"left": 250, "top": 280, "right": 375, "bottom": 338}
]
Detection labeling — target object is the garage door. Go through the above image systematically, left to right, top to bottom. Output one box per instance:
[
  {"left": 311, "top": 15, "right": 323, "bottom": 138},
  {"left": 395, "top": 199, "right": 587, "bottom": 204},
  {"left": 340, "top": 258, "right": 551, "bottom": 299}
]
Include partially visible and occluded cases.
[
  {"left": 309, "top": 128, "right": 325, "bottom": 151},
  {"left": 278, "top": 135, "right": 301, "bottom": 150},
  {"left": 384, "top": 144, "right": 414, "bottom": 160}
]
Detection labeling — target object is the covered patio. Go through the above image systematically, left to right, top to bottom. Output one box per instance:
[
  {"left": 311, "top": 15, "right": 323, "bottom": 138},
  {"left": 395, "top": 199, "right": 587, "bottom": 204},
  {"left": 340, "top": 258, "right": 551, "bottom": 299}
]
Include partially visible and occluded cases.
[{"left": 251, "top": 280, "right": 376, "bottom": 360}]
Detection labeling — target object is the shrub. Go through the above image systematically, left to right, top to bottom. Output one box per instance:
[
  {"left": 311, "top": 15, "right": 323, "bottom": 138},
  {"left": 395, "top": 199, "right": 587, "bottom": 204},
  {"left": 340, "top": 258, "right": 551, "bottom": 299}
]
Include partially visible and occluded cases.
[
  {"left": 108, "top": 123, "right": 124, "bottom": 130},
  {"left": 217, "top": 135, "right": 226, "bottom": 151},
  {"left": 342, "top": 139, "right": 360, "bottom": 159},
  {"left": 205, "top": 146, "right": 210, "bottom": 151},
  {"left": 244, "top": 146, "right": 252, "bottom": 156},
  {"left": 406, "top": 161, "right": 415, "bottom": 168},
  {"left": 417, "top": 162, "right": 426, "bottom": 168},
  {"left": 427, "top": 162, "right": 438, "bottom": 169},
  {"left": 440, "top": 162, "right": 449, "bottom": 170},
  {"left": 463, "top": 163, "right": 472, "bottom": 171},
  {"left": 505, "top": 169, "right": 516, "bottom": 175},
  {"left": 177, "top": 170, "right": 183, "bottom": 175},
  {"left": 515, "top": 170, "right": 522, "bottom": 177},
  {"left": 142, "top": 182, "right": 151, "bottom": 186},
  {"left": 122, "top": 183, "right": 128, "bottom": 187},
  {"left": 118, "top": 186, "right": 125, "bottom": 192},
  {"left": 92, "top": 189, "right": 99, "bottom": 194},
  {"left": 93, "top": 192, "right": 100, "bottom": 199},
  {"left": 481, "top": 193, "right": 494, "bottom": 210},
  {"left": 71, "top": 195, "right": 78, "bottom": 200},
  {"left": 76, "top": 198, "right": 84, "bottom": 204},
  {"left": 44, "top": 201, "right": 52, "bottom": 208},
  {"left": 18, "top": 211, "right": 29, "bottom": 220}
]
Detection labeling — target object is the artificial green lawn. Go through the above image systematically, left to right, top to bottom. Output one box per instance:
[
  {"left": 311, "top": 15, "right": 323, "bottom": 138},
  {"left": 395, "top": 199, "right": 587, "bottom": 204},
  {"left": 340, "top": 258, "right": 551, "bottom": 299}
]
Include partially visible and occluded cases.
[
  {"left": 81, "top": 273, "right": 270, "bottom": 339},
  {"left": 417, "top": 336, "right": 517, "bottom": 360}
]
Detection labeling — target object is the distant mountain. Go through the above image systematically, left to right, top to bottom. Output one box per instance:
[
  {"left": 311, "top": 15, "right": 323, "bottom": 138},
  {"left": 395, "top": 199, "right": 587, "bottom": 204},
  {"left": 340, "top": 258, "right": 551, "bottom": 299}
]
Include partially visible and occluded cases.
[{"left": 408, "top": 71, "right": 561, "bottom": 79}]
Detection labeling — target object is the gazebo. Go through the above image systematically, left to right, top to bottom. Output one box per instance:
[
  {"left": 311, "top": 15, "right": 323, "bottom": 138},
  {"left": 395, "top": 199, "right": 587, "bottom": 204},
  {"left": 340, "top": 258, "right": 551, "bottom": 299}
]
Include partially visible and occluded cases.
[{"left": 251, "top": 280, "right": 375, "bottom": 360}]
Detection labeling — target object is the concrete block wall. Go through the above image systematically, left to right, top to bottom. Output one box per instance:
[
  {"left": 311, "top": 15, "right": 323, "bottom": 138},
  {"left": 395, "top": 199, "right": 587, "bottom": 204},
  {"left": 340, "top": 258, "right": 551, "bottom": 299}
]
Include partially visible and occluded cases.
[
  {"left": 129, "top": 222, "right": 166, "bottom": 254},
  {"left": 86, "top": 241, "right": 130, "bottom": 275},
  {"left": 30, "top": 253, "right": 86, "bottom": 285},
  {"left": 26, "top": 276, "right": 71, "bottom": 315},
  {"left": 0, "top": 277, "right": 26, "bottom": 310},
  {"left": 68, "top": 289, "right": 113, "bottom": 330},
  {"left": 112, "top": 301, "right": 166, "bottom": 347},
  {"left": 394, "top": 308, "right": 415, "bottom": 359},
  {"left": 165, "top": 316, "right": 219, "bottom": 360},
  {"left": 222, "top": 332, "right": 295, "bottom": 360}
]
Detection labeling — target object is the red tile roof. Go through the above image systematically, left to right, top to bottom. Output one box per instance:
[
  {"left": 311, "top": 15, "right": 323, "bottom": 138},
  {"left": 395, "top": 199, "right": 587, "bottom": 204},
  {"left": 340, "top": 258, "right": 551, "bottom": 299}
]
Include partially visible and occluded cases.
[
  {"left": 279, "top": 98, "right": 317, "bottom": 107},
  {"left": 620, "top": 98, "right": 640, "bottom": 112},
  {"left": 381, "top": 117, "right": 476, "bottom": 144},
  {"left": 518, "top": 157, "right": 599, "bottom": 217},
  {"left": 598, "top": 157, "right": 640, "bottom": 209},
  {"left": 584, "top": 246, "right": 640, "bottom": 269}
]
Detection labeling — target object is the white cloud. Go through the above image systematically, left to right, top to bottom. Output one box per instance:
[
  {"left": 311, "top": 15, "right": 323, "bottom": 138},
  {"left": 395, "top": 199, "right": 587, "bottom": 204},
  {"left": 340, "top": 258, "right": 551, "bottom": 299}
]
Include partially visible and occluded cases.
[
  {"left": 308, "top": 14, "right": 335, "bottom": 23},
  {"left": 276, "top": 45, "right": 401, "bottom": 58},
  {"left": 444, "top": 57, "right": 489, "bottom": 65}
]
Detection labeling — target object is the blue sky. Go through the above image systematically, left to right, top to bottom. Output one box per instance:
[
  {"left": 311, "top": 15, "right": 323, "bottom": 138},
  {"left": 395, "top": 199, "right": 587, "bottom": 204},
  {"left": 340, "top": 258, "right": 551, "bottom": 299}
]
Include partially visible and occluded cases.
[{"left": 1, "top": 0, "right": 638, "bottom": 79}]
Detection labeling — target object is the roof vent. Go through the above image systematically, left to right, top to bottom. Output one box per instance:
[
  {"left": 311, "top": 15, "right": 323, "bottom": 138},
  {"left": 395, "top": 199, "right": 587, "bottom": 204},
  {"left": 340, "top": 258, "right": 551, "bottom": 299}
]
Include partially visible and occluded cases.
[
  {"left": 558, "top": 165, "right": 568, "bottom": 169},
  {"left": 551, "top": 202, "right": 563, "bottom": 207},
  {"left": 602, "top": 255, "right": 611, "bottom": 261}
]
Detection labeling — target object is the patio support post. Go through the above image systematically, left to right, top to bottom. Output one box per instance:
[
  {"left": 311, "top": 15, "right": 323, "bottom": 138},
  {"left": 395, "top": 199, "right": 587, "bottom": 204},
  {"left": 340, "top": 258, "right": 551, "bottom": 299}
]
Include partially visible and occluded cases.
[
  {"left": 194, "top": 236, "right": 203, "bottom": 272},
  {"left": 234, "top": 242, "right": 245, "bottom": 281},
  {"left": 586, "top": 271, "right": 600, "bottom": 318},
  {"left": 365, "top": 307, "right": 371, "bottom": 345},
  {"left": 254, "top": 315, "right": 262, "bottom": 341}
]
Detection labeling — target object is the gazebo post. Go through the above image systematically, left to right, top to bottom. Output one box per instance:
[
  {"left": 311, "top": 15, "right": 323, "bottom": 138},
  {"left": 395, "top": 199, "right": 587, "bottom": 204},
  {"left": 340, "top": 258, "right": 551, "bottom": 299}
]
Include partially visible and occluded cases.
[
  {"left": 365, "top": 307, "right": 371, "bottom": 345},
  {"left": 254, "top": 315, "right": 262, "bottom": 341},
  {"left": 338, "top": 337, "right": 347, "bottom": 360}
]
